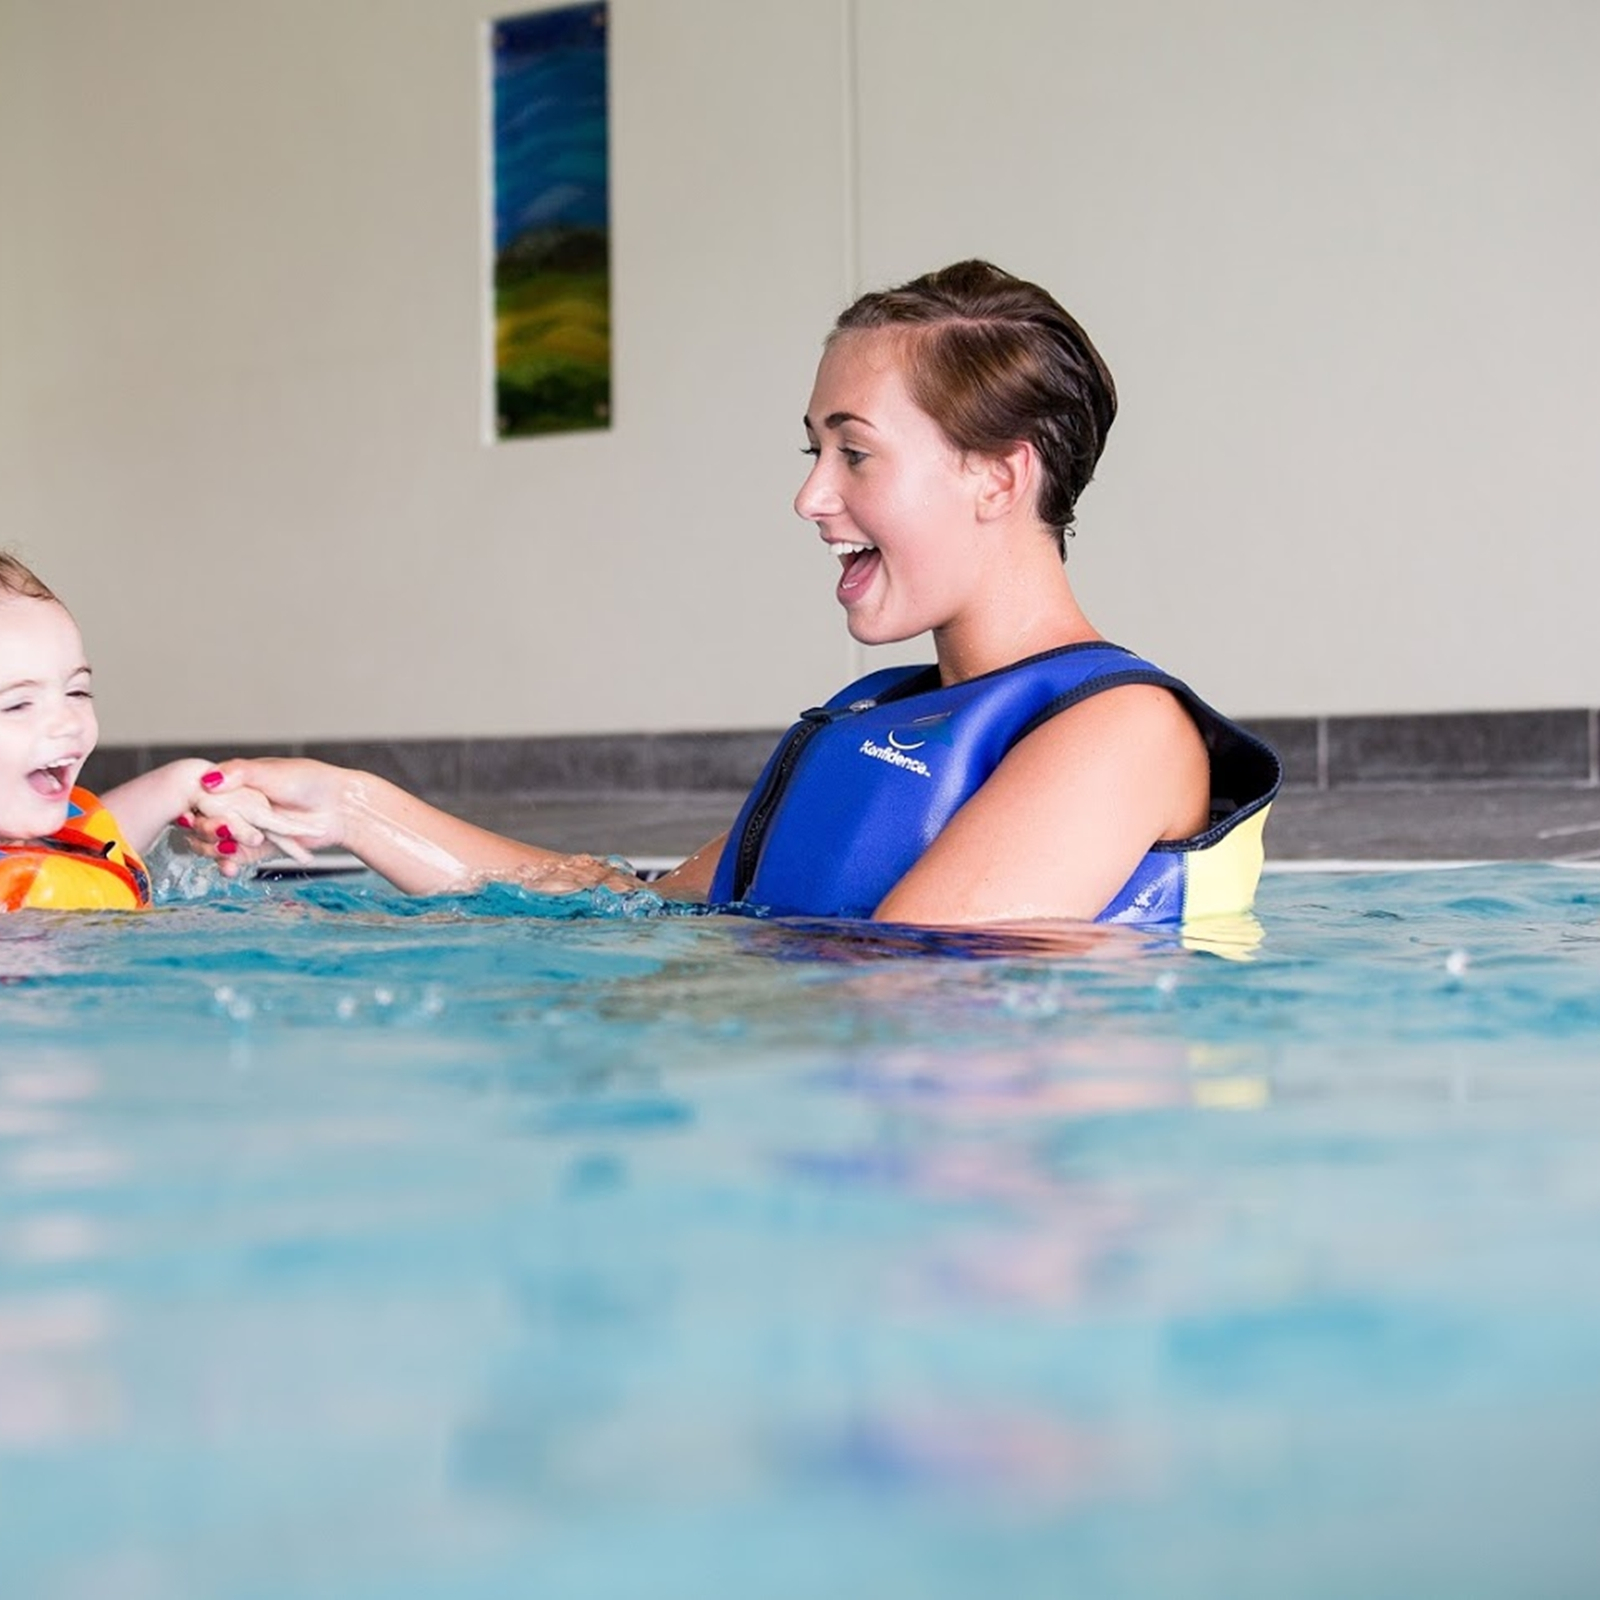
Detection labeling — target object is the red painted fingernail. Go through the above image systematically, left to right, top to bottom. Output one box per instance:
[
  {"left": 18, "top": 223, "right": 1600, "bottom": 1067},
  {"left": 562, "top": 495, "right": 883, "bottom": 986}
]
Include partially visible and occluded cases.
[
  {"left": 200, "top": 770, "right": 224, "bottom": 790},
  {"left": 176, "top": 814, "right": 194, "bottom": 829},
  {"left": 216, "top": 824, "right": 233, "bottom": 843},
  {"left": 217, "top": 839, "right": 238, "bottom": 856}
]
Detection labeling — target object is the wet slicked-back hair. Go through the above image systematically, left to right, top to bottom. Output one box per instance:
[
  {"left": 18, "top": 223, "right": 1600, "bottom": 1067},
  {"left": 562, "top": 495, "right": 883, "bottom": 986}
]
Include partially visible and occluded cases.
[
  {"left": 831, "top": 260, "right": 1117, "bottom": 556},
  {"left": 0, "top": 553, "right": 59, "bottom": 603}
]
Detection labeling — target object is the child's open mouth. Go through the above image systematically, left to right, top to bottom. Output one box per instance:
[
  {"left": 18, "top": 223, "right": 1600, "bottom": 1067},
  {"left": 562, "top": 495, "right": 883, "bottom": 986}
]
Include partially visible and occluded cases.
[{"left": 28, "top": 762, "right": 75, "bottom": 799}]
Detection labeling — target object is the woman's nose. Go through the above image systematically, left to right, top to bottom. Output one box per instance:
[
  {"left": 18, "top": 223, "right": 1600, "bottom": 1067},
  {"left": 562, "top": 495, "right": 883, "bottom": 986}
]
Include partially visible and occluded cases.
[{"left": 794, "top": 458, "right": 837, "bottom": 522}]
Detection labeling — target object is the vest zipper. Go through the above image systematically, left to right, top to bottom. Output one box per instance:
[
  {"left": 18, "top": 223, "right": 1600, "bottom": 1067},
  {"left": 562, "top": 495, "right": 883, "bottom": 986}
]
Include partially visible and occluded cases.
[{"left": 732, "top": 698, "right": 877, "bottom": 901}]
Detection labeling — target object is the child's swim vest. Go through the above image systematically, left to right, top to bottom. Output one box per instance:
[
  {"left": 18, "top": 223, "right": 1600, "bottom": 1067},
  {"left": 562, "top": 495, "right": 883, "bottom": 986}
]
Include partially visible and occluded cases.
[
  {"left": 709, "top": 642, "right": 1281, "bottom": 925},
  {"left": 0, "top": 788, "right": 151, "bottom": 911}
]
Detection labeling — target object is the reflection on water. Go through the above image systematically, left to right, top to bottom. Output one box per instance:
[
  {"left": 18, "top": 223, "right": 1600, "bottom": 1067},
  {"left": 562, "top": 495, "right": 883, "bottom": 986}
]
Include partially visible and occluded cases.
[
  {"left": 0, "top": 867, "right": 1599, "bottom": 1596},
  {"left": 728, "top": 907, "right": 1263, "bottom": 963},
  {"left": 0, "top": 1053, "right": 122, "bottom": 1454},
  {"left": 0, "top": 1290, "right": 119, "bottom": 1449}
]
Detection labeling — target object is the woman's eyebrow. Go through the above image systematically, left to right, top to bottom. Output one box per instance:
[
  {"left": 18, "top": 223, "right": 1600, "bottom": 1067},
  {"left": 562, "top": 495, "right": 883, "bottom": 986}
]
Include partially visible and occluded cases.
[{"left": 803, "top": 410, "right": 874, "bottom": 433}]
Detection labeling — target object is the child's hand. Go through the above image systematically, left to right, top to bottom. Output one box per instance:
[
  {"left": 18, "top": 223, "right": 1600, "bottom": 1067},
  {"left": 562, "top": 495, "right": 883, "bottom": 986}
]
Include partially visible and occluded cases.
[{"left": 189, "top": 784, "right": 323, "bottom": 869}]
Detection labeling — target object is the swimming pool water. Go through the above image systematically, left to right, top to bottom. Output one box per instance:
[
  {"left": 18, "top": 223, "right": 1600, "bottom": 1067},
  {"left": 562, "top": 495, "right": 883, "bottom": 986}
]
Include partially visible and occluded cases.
[{"left": 3, "top": 863, "right": 1600, "bottom": 1599}]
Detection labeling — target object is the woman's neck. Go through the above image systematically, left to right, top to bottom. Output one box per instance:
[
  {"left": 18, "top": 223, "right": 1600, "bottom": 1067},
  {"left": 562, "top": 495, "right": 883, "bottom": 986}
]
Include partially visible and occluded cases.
[{"left": 933, "top": 550, "right": 1100, "bottom": 685}]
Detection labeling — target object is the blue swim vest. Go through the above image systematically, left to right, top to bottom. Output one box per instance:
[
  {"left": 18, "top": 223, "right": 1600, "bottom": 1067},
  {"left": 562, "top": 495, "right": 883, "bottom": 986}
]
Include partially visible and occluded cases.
[{"left": 708, "top": 642, "right": 1281, "bottom": 924}]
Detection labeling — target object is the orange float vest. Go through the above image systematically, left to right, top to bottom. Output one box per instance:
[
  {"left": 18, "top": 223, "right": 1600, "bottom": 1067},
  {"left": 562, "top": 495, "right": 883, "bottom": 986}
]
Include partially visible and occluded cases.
[{"left": 0, "top": 788, "right": 151, "bottom": 911}]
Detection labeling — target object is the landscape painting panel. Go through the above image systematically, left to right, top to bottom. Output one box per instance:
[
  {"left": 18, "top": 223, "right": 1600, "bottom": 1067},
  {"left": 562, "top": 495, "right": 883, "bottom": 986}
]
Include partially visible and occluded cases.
[{"left": 492, "top": 4, "right": 610, "bottom": 438}]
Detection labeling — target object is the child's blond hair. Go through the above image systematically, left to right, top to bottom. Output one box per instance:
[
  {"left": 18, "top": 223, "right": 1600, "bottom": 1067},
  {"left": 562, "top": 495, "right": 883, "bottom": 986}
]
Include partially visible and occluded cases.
[{"left": 0, "top": 553, "right": 59, "bottom": 603}]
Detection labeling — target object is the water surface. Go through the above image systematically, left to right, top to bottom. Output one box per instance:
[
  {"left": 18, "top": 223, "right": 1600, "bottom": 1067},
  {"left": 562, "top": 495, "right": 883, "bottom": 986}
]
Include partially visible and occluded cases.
[{"left": 3, "top": 864, "right": 1598, "bottom": 1599}]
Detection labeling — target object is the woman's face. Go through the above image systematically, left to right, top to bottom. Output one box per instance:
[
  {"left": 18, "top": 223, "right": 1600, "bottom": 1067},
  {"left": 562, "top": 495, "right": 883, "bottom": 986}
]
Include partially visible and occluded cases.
[{"left": 795, "top": 330, "right": 990, "bottom": 647}]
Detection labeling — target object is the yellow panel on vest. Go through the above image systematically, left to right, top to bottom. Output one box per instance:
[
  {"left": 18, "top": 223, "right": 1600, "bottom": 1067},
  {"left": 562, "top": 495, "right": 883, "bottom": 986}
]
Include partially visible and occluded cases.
[{"left": 1182, "top": 803, "right": 1271, "bottom": 922}]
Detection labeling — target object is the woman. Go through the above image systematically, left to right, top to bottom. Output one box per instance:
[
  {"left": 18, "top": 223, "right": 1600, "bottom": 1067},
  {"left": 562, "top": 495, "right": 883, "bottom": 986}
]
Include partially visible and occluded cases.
[{"left": 207, "top": 262, "right": 1279, "bottom": 926}]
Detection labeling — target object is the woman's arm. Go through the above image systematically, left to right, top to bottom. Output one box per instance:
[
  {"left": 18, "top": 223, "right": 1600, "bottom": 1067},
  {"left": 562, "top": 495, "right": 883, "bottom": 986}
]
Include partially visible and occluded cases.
[
  {"left": 873, "top": 684, "right": 1212, "bottom": 926},
  {"left": 208, "top": 758, "right": 727, "bottom": 900},
  {"left": 648, "top": 831, "right": 727, "bottom": 902}
]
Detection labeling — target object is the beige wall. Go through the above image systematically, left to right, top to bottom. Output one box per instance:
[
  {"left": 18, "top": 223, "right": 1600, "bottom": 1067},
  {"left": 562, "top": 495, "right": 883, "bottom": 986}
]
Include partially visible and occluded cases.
[{"left": 2, "top": 0, "right": 1596, "bottom": 745}]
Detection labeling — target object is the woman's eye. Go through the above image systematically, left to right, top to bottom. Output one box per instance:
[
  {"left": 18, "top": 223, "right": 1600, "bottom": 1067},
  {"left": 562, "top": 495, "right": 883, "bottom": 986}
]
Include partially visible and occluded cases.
[
  {"left": 800, "top": 446, "right": 820, "bottom": 459},
  {"left": 841, "top": 448, "right": 867, "bottom": 467},
  {"left": 69, "top": 689, "right": 94, "bottom": 701},
  {"left": 1, "top": 702, "right": 28, "bottom": 715}
]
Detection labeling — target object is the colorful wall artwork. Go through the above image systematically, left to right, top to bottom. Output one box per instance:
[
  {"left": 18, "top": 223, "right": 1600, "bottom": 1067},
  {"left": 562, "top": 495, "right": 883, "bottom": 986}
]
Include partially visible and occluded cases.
[{"left": 490, "top": 4, "right": 610, "bottom": 439}]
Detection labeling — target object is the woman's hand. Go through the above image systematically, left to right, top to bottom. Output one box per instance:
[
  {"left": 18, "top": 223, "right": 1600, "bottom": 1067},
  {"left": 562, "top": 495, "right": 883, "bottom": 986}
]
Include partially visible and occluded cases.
[
  {"left": 175, "top": 759, "right": 350, "bottom": 874},
  {"left": 196, "top": 759, "right": 351, "bottom": 857},
  {"left": 188, "top": 782, "right": 321, "bottom": 866}
]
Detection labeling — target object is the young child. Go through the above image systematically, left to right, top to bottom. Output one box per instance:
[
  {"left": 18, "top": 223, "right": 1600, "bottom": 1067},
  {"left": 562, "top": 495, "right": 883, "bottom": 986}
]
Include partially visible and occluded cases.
[{"left": 0, "top": 553, "right": 309, "bottom": 910}]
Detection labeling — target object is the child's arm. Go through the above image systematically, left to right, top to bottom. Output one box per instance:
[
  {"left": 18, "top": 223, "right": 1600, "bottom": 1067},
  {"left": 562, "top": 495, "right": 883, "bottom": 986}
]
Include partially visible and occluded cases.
[
  {"left": 99, "top": 758, "right": 216, "bottom": 853},
  {"left": 100, "top": 759, "right": 317, "bottom": 862}
]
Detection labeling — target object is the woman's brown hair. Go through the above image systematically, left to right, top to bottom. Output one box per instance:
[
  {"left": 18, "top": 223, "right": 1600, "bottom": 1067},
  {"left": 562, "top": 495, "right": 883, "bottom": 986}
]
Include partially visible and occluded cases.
[{"left": 832, "top": 260, "right": 1117, "bottom": 556}]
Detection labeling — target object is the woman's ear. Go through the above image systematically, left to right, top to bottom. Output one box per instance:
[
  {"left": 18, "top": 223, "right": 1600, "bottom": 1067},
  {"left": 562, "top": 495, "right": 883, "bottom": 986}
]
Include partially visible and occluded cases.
[{"left": 972, "top": 440, "right": 1038, "bottom": 524}]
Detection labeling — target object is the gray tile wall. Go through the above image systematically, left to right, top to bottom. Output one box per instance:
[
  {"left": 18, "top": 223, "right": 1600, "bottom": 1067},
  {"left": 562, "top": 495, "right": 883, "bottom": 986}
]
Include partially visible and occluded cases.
[
  {"left": 81, "top": 708, "right": 1600, "bottom": 801},
  {"left": 1245, "top": 710, "right": 1599, "bottom": 789},
  {"left": 79, "top": 731, "right": 782, "bottom": 804}
]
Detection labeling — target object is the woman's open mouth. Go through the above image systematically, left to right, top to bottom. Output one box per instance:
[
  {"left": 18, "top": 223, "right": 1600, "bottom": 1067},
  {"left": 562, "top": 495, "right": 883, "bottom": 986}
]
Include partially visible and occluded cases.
[{"left": 834, "top": 542, "right": 881, "bottom": 603}]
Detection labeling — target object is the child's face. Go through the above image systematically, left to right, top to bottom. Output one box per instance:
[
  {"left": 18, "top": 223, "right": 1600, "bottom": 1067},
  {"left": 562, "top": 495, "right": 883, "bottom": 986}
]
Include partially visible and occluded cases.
[{"left": 0, "top": 596, "right": 99, "bottom": 840}]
